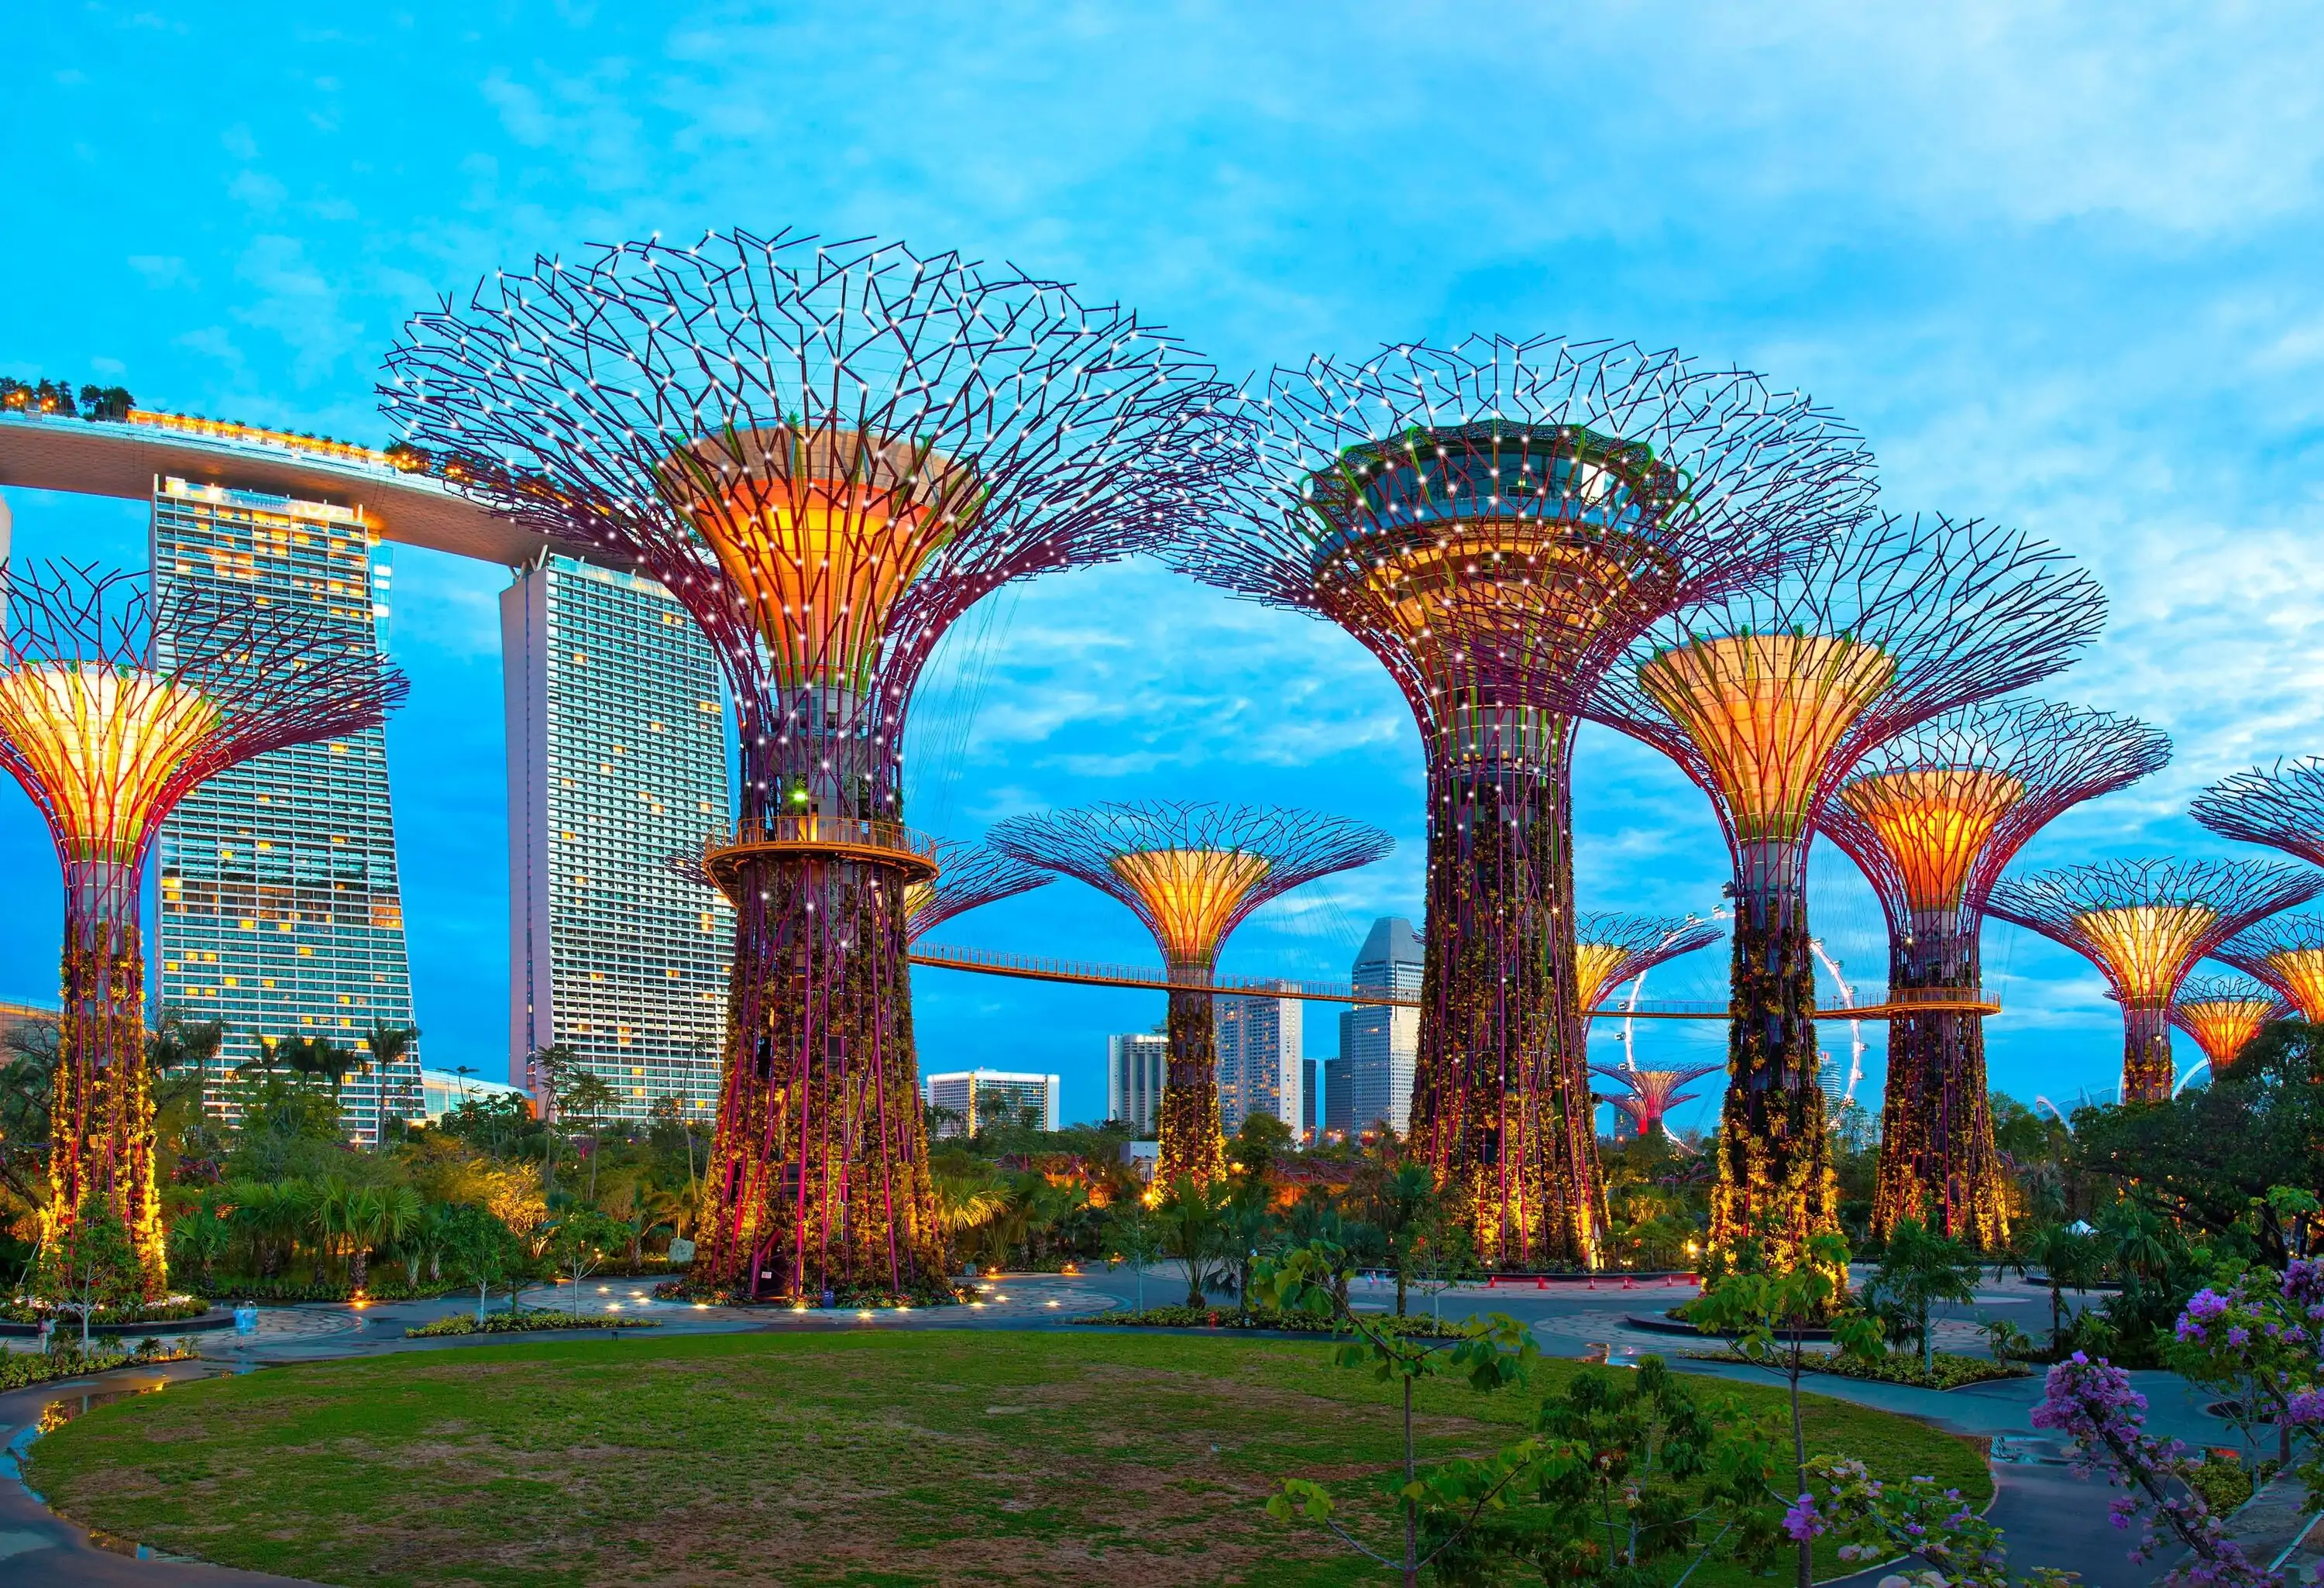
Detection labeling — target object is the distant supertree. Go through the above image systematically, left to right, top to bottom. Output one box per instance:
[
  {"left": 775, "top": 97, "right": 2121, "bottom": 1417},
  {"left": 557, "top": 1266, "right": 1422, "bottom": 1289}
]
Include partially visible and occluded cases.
[
  {"left": 387, "top": 229, "right": 1232, "bottom": 1302},
  {"left": 1174, "top": 335, "right": 1870, "bottom": 1267},
  {"left": 1542, "top": 515, "right": 2106, "bottom": 1273},
  {"left": 0, "top": 562, "right": 404, "bottom": 1295},
  {"left": 1818, "top": 700, "right": 2168, "bottom": 1247},
  {"left": 2192, "top": 757, "right": 2324, "bottom": 867},
  {"left": 988, "top": 802, "right": 1390, "bottom": 1184},
  {"left": 1988, "top": 858, "right": 2322, "bottom": 1103},
  {"left": 1573, "top": 913, "right": 1724, "bottom": 1017},
  {"left": 2212, "top": 913, "right": 2324, "bottom": 1024},
  {"left": 2168, "top": 974, "right": 2288, "bottom": 1082},
  {"left": 1591, "top": 1061, "right": 1723, "bottom": 1144}
]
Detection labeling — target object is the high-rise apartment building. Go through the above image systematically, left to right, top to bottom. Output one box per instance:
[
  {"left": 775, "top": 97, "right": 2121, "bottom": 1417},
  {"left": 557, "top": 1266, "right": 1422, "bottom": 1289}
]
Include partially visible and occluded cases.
[
  {"left": 153, "top": 477, "right": 420, "bottom": 1143},
  {"left": 502, "top": 554, "right": 732, "bottom": 1122},
  {"left": 1345, "top": 916, "right": 1423, "bottom": 1136},
  {"left": 1215, "top": 985, "right": 1301, "bottom": 1138},
  {"left": 1107, "top": 1030, "right": 1167, "bottom": 1134},
  {"left": 1324, "top": 1052, "right": 1353, "bottom": 1137},
  {"left": 923, "top": 1069, "right": 1061, "bottom": 1136}
]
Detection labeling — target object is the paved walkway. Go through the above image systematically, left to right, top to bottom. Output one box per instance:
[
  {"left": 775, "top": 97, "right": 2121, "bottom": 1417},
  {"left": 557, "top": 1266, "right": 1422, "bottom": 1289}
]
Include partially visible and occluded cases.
[{"left": 0, "top": 1269, "right": 2226, "bottom": 1587}]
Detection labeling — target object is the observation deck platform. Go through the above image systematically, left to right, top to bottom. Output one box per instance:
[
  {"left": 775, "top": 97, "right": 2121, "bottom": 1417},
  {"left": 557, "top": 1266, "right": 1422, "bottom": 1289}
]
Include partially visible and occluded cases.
[{"left": 703, "top": 816, "right": 944, "bottom": 887}]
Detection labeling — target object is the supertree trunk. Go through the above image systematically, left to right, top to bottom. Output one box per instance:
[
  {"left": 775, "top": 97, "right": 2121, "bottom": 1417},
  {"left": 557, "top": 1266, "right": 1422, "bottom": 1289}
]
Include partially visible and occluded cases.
[
  {"left": 1409, "top": 711, "right": 1599, "bottom": 1269},
  {"left": 1709, "top": 840, "right": 1841, "bottom": 1274},
  {"left": 693, "top": 847, "right": 941, "bottom": 1304},
  {"left": 46, "top": 858, "right": 167, "bottom": 1298},
  {"left": 1872, "top": 919, "right": 2007, "bottom": 1248},
  {"left": 1157, "top": 962, "right": 1226, "bottom": 1185},
  {"left": 2121, "top": 1005, "right": 2174, "bottom": 1104}
]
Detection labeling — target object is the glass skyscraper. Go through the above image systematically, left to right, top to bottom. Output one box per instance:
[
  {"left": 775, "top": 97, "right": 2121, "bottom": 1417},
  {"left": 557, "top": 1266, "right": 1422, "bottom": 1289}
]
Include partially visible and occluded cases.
[
  {"left": 153, "top": 476, "right": 421, "bottom": 1143},
  {"left": 501, "top": 554, "right": 731, "bottom": 1122},
  {"left": 1345, "top": 916, "right": 1423, "bottom": 1136},
  {"left": 1215, "top": 985, "right": 1301, "bottom": 1138}
]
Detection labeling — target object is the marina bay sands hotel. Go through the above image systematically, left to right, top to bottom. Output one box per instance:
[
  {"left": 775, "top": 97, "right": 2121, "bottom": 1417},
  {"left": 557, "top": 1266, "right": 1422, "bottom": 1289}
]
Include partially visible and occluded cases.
[{"left": 0, "top": 404, "right": 733, "bottom": 1138}]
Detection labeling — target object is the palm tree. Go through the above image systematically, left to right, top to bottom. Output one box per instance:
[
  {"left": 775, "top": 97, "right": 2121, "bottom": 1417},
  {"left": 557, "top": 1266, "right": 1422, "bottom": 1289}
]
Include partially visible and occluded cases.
[
  {"left": 366, "top": 1024, "right": 421, "bottom": 1126},
  {"left": 930, "top": 1165, "right": 1010, "bottom": 1273},
  {"left": 1156, "top": 1177, "right": 1230, "bottom": 1308},
  {"left": 1866, "top": 1218, "right": 1984, "bottom": 1373},
  {"left": 2014, "top": 1222, "right": 2102, "bottom": 1349}
]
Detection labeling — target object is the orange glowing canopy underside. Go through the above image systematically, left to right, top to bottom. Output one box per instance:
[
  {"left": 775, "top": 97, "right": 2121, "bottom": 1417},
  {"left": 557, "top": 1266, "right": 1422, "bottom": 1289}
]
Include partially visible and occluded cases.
[
  {"left": 658, "top": 428, "right": 968, "bottom": 691},
  {"left": 1332, "top": 524, "right": 1659, "bottom": 681},
  {"left": 1638, "top": 633, "right": 1896, "bottom": 844},
  {"left": 0, "top": 662, "right": 220, "bottom": 861},
  {"left": 1839, "top": 766, "right": 2026, "bottom": 912},
  {"left": 1109, "top": 847, "right": 1274, "bottom": 965},
  {"left": 903, "top": 878, "right": 937, "bottom": 933},
  {"left": 2074, "top": 903, "right": 2219, "bottom": 1005},
  {"left": 1574, "top": 941, "right": 1642, "bottom": 1015},
  {"left": 2262, "top": 947, "right": 2324, "bottom": 1021},
  {"left": 2173, "top": 998, "right": 2279, "bottom": 1066}
]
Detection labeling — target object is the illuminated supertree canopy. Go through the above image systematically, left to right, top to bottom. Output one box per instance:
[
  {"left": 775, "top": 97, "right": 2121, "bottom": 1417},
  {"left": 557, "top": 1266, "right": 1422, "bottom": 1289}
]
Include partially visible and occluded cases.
[
  {"left": 385, "top": 228, "right": 1233, "bottom": 1303},
  {"left": 1174, "top": 335, "right": 1871, "bottom": 1269},
  {"left": 1549, "top": 515, "right": 2106, "bottom": 1273},
  {"left": 0, "top": 562, "right": 404, "bottom": 1297},
  {"left": 1818, "top": 699, "right": 2168, "bottom": 1246},
  {"left": 988, "top": 801, "right": 1391, "bottom": 1185},
  {"left": 1989, "top": 858, "right": 2322, "bottom": 1105},
  {"left": 1573, "top": 912, "right": 1724, "bottom": 1017},
  {"left": 2212, "top": 913, "right": 2324, "bottom": 1024},
  {"left": 2168, "top": 974, "right": 2287, "bottom": 1081},
  {"left": 1591, "top": 1060, "right": 1723, "bottom": 1144}
]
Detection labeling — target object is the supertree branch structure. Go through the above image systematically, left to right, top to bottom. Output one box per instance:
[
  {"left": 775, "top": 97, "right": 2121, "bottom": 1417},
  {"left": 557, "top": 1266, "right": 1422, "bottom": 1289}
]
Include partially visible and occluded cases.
[
  {"left": 386, "top": 229, "right": 1231, "bottom": 1304},
  {"left": 1174, "top": 335, "right": 1872, "bottom": 1269},
  {"left": 1545, "top": 514, "right": 2106, "bottom": 1273},
  {"left": 0, "top": 562, "right": 404, "bottom": 1296},
  {"left": 1818, "top": 700, "right": 2168, "bottom": 1246},
  {"left": 2192, "top": 757, "right": 2324, "bottom": 869},
  {"left": 988, "top": 801, "right": 1391, "bottom": 1184},
  {"left": 901, "top": 840, "right": 1051, "bottom": 944},
  {"left": 1989, "top": 858, "right": 2322, "bottom": 1103},
  {"left": 1573, "top": 913, "right": 1724, "bottom": 1018},
  {"left": 2216, "top": 913, "right": 2324, "bottom": 1026},
  {"left": 2168, "top": 974, "right": 2287, "bottom": 1081},
  {"left": 1590, "top": 1060, "right": 1723, "bottom": 1144}
]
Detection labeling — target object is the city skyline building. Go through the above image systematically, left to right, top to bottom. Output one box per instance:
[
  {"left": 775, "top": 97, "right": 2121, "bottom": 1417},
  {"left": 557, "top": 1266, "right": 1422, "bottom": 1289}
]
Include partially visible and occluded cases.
[
  {"left": 152, "top": 477, "right": 421, "bottom": 1143},
  {"left": 501, "top": 553, "right": 732, "bottom": 1122},
  {"left": 1345, "top": 916, "right": 1422, "bottom": 1136},
  {"left": 1215, "top": 984, "right": 1301, "bottom": 1138},
  {"left": 1106, "top": 1029, "right": 1167, "bottom": 1135},
  {"left": 1323, "top": 1054, "right": 1353, "bottom": 1137},
  {"left": 923, "top": 1069, "right": 1061, "bottom": 1136}
]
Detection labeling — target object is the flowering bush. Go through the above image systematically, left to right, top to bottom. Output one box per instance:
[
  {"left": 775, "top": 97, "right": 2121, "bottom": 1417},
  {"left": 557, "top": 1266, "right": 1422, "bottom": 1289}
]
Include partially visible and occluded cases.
[
  {"left": 2171, "top": 1260, "right": 2324, "bottom": 1468},
  {"left": 404, "top": 1309, "right": 659, "bottom": 1338},
  {"left": 2031, "top": 1353, "right": 2278, "bottom": 1588},
  {"left": 1783, "top": 1456, "right": 2071, "bottom": 1588}
]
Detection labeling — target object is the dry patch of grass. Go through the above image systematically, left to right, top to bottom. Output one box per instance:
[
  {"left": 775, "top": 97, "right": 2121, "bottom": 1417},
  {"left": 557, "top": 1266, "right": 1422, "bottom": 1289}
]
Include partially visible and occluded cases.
[{"left": 29, "top": 1330, "right": 1989, "bottom": 1587}]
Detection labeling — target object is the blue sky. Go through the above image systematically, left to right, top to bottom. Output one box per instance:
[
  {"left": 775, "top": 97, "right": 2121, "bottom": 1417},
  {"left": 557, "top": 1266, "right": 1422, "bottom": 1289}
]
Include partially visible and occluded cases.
[{"left": 7, "top": 3, "right": 2324, "bottom": 1128}]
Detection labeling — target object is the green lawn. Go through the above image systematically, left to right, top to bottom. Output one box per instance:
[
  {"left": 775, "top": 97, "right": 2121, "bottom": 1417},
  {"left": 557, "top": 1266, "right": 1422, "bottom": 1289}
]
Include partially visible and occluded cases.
[{"left": 29, "top": 1329, "right": 1989, "bottom": 1586}]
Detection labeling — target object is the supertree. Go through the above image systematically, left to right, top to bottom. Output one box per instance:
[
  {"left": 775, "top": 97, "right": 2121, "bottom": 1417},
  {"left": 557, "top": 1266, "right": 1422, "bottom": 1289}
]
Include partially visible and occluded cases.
[
  {"left": 386, "top": 229, "right": 1231, "bottom": 1302},
  {"left": 1173, "top": 336, "right": 1872, "bottom": 1268},
  {"left": 1542, "top": 516, "right": 2106, "bottom": 1273},
  {"left": 0, "top": 562, "right": 404, "bottom": 1296},
  {"left": 1817, "top": 700, "right": 2168, "bottom": 1246},
  {"left": 2192, "top": 756, "right": 2324, "bottom": 868},
  {"left": 988, "top": 801, "right": 1391, "bottom": 1184},
  {"left": 901, "top": 839, "right": 1052, "bottom": 944},
  {"left": 1988, "top": 858, "right": 2322, "bottom": 1103},
  {"left": 1573, "top": 913, "right": 1724, "bottom": 1019},
  {"left": 2212, "top": 914, "right": 2324, "bottom": 1024},
  {"left": 2168, "top": 974, "right": 2288, "bottom": 1082},
  {"left": 1591, "top": 1060, "right": 1723, "bottom": 1144}
]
